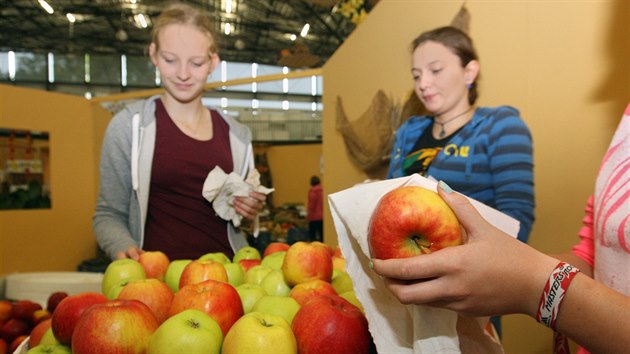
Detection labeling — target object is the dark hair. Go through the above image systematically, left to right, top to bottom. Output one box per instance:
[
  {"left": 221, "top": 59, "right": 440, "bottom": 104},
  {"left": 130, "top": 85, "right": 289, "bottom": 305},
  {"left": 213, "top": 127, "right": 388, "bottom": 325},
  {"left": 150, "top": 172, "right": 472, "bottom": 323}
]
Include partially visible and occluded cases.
[
  {"left": 411, "top": 26, "right": 479, "bottom": 105},
  {"left": 310, "top": 176, "right": 320, "bottom": 186}
]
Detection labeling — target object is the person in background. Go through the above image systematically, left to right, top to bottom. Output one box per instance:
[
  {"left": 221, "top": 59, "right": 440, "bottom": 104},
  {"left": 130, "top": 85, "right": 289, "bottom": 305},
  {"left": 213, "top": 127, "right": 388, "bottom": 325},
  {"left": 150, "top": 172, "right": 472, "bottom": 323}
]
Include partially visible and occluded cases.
[
  {"left": 93, "top": 2, "right": 265, "bottom": 261},
  {"left": 387, "top": 26, "right": 535, "bottom": 335},
  {"left": 374, "top": 104, "right": 630, "bottom": 354},
  {"left": 307, "top": 175, "right": 324, "bottom": 242}
]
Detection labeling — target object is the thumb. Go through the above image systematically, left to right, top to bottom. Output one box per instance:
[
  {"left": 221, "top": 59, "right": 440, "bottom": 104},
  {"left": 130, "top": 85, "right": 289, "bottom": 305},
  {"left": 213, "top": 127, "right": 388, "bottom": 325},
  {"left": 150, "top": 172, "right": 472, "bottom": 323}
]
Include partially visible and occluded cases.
[{"left": 437, "top": 181, "right": 488, "bottom": 237}]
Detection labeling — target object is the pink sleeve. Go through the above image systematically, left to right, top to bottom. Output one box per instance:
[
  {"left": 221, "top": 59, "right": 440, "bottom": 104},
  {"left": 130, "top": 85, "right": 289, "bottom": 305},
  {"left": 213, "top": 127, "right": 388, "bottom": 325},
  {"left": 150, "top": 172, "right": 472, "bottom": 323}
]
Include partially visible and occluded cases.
[{"left": 571, "top": 195, "right": 596, "bottom": 267}]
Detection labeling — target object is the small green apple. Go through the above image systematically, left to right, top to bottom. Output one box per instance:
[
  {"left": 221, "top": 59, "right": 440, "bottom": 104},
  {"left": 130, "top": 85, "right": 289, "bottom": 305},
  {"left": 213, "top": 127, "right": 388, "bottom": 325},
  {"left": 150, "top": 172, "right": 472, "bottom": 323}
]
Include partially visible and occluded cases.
[
  {"left": 233, "top": 246, "right": 261, "bottom": 263},
  {"left": 260, "top": 251, "right": 286, "bottom": 270},
  {"left": 199, "top": 252, "right": 231, "bottom": 264},
  {"left": 102, "top": 259, "right": 146, "bottom": 299},
  {"left": 164, "top": 259, "right": 192, "bottom": 292},
  {"left": 223, "top": 263, "right": 245, "bottom": 287},
  {"left": 244, "top": 265, "right": 273, "bottom": 285},
  {"left": 260, "top": 270, "right": 291, "bottom": 297},
  {"left": 331, "top": 271, "right": 354, "bottom": 295},
  {"left": 236, "top": 283, "right": 267, "bottom": 314},
  {"left": 339, "top": 290, "right": 364, "bottom": 313},
  {"left": 252, "top": 296, "right": 301, "bottom": 325},
  {"left": 147, "top": 309, "right": 223, "bottom": 354},
  {"left": 221, "top": 312, "right": 296, "bottom": 354},
  {"left": 38, "top": 327, "right": 60, "bottom": 346},
  {"left": 26, "top": 343, "right": 72, "bottom": 354}
]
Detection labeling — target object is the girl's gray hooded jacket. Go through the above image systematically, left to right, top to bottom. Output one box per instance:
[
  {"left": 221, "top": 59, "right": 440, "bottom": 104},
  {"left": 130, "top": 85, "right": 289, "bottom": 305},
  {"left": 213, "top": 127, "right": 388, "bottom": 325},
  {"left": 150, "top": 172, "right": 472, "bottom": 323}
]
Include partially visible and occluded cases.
[{"left": 93, "top": 95, "right": 253, "bottom": 260}]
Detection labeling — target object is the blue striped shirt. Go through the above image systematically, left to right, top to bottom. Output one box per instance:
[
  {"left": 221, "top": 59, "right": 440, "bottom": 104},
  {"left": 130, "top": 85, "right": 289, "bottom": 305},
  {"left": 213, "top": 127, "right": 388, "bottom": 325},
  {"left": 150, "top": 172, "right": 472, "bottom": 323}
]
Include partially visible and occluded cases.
[{"left": 387, "top": 106, "right": 535, "bottom": 242}]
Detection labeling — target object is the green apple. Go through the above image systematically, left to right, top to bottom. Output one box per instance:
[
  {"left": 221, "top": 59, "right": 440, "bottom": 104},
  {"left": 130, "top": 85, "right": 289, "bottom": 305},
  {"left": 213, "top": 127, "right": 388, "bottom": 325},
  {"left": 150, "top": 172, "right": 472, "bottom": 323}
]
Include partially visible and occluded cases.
[
  {"left": 233, "top": 246, "right": 261, "bottom": 263},
  {"left": 260, "top": 251, "right": 286, "bottom": 270},
  {"left": 199, "top": 252, "right": 231, "bottom": 264},
  {"left": 102, "top": 258, "right": 146, "bottom": 299},
  {"left": 164, "top": 259, "right": 192, "bottom": 292},
  {"left": 223, "top": 263, "right": 245, "bottom": 287},
  {"left": 244, "top": 265, "right": 273, "bottom": 285},
  {"left": 260, "top": 270, "right": 291, "bottom": 297},
  {"left": 331, "top": 271, "right": 354, "bottom": 294},
  {"left": 105, "top": 279, "right": 129, "bottom": 299},
  {"left": 236, "top": 283, "right": 267, "bottom": 314},
  {"left": 339, "top": 290, "right": 364, "bottom": 313},
  {"left": 252, "top": 296, "right": 301, "bottom": 325},
  {"left": 147, "top": 309, "right": 223, "bottom": 354},
  {"left": 221, "top": 312, "right": 297, "bottom": 354},
  {"left": 38, "top": 327, "right": 60, "bottom": 345},
  {"left": 26, "top": 344, "right": 72, "bottom": 354}
]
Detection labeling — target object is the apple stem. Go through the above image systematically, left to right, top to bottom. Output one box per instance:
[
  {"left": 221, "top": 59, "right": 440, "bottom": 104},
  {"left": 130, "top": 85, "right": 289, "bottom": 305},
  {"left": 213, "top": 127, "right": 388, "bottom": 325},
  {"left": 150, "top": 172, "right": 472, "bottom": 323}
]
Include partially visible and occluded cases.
[{"left": 412, "top": 236, "right": 433, "bottom": 254}]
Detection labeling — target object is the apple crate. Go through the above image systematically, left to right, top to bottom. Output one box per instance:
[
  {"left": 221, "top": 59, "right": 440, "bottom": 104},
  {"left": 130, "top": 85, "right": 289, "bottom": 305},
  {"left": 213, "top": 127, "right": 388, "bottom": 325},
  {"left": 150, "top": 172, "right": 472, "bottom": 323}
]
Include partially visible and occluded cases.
[{"left": 5, "top": 271, "right": 103, "bottom": 308}]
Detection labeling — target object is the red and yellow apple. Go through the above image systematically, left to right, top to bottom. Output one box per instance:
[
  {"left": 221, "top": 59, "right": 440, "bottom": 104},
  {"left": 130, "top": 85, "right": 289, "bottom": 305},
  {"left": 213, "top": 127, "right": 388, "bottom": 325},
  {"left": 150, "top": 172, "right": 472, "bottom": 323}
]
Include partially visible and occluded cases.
[
  {"left": 368, "top": 186, "right": 462, "bottom": 259},
  {"left": 263, "top": 242, "right": 290, "bottom": 257},
  {"left": 282, "top": 242, "right": 333, "bottom": 286},
  {"left": 138, "top": 251, "right": 170, "bottom": 281},
  {"left": 179, "top": 259, "right": 228, "bottom": 289},
  {"left": 238, "top": 259, "right": 261, "bottom": 272},
  {"left": 117, "top": 278, "right": 174, "bottom": 324},
  {"left": 169, "top": 279, "right": 243, "bottom": 336},
  {"left": 288, "top": 279, "right": 337, "bottom": 306},
  {"left": 51, "top": 292, "right": 108, "bottom": 345},
  {"left": 292, "top": 294, "right": 371, "bottom": 354},
  {"left": 11, "top": 299, "right": 42, "bottom": 323},
  {"left": 71, "top": 299, "right": 159, "bottom": 354},
  {"left": 0, "top": 301, "right": 13, "bottom": 322},
  {"left": 29, "top": 318, "right": 52, "bottom": 347}
]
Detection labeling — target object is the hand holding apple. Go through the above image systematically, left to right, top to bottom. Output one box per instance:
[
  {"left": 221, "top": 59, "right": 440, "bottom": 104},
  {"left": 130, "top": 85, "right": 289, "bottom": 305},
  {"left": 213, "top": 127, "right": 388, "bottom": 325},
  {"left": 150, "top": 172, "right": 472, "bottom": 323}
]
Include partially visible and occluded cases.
[{"left": 368, "top": 186, "right": 462, "bottom": 259}]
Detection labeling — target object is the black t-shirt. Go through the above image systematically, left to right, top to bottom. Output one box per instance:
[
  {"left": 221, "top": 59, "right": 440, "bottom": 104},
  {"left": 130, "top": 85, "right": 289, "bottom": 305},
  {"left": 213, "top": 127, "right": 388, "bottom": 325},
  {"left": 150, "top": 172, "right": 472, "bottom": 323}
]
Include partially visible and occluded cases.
[{"left": 402, "top": 121, "right": 463, "bottom": 176}]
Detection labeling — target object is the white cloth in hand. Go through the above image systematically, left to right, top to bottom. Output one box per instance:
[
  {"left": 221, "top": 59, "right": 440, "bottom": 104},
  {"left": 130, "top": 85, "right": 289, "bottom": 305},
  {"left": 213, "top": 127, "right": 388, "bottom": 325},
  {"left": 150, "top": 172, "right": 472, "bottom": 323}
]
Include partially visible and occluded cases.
[{"left": 202, "top": 166, "right": 274, "bottom": 229}]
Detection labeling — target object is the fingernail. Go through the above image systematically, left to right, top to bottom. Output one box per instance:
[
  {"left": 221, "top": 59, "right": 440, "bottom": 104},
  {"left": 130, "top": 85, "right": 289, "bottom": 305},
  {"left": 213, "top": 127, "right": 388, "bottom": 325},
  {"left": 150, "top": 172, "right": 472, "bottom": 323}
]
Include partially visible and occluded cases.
[
  {"left": 439, "top": 180, "right": 453, "bottom": 193},
  {"left": 438, "top": 181, "right": 453, "bottom": 193},
  {"left": 369, "top": 260, "right": 374, "bottom": 270}
]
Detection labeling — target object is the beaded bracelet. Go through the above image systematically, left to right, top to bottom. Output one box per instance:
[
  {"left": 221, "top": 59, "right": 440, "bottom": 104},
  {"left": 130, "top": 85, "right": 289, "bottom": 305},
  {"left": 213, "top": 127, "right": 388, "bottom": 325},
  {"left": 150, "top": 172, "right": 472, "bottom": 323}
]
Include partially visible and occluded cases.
[{"left": 536, "top": 261, "right": 580, "bottom": 329}]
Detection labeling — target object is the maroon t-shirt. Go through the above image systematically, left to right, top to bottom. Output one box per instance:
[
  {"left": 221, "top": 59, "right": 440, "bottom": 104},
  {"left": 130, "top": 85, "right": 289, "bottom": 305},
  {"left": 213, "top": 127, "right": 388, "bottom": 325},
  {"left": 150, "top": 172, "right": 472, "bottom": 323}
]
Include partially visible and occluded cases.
[{"left": 143, "top": 100, "right": 234, "bottom": 260}]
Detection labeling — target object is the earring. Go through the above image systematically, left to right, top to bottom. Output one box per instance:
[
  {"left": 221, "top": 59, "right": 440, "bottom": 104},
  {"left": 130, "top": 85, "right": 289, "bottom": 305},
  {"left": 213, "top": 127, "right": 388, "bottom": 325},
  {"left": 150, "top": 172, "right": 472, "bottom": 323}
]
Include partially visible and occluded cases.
[{"left": 467, "top": 82, "right": 473, "bottom": 89}]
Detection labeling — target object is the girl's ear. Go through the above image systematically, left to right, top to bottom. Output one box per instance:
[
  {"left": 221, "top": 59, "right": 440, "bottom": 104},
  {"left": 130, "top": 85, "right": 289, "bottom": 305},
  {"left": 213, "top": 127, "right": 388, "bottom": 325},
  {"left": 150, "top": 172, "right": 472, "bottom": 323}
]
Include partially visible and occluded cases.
[
  {"left": 149, "top": 42, "right": 158, "bottom": 66},
  {"left": 209, "top": 52, "right": 220, "bottom": 75},
  {"left": 464, "top": 60, "right": 480, "bottom": 83}
]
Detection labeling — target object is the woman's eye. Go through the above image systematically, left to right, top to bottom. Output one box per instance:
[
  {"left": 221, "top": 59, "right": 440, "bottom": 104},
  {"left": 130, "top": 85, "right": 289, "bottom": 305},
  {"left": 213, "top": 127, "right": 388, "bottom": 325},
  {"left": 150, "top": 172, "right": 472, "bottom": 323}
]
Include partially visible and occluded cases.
[{"left": 431, "top": 69, "right": 442, "bottom": 75}]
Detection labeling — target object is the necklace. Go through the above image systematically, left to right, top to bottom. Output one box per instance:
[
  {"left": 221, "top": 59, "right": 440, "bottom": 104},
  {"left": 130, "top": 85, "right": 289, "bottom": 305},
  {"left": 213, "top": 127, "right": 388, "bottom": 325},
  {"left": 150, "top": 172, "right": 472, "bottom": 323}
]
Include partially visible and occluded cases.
[{"left": 434, "top": 107, "right": 473, "bottom": 138}]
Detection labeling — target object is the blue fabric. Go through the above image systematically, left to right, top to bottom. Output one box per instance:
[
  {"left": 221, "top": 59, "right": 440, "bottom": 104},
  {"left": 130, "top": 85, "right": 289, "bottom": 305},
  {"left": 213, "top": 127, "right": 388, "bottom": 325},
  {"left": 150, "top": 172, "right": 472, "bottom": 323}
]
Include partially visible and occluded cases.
[{"left": 387, "top": 106, "right": 535, "bottom": 242}]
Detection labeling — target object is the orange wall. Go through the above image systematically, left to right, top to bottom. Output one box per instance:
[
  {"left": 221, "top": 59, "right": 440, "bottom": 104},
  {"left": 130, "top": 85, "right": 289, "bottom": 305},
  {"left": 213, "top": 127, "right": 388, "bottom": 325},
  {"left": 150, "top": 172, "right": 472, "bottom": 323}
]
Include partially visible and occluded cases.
[
  {"left": 321, "top": 0, "right": 629, "bottom": 353},
  {"left": 0, "top": 85, "right": 111, "bottom": 274},
  {"left": 255, "top": 144, "right": 322, "bottom": 208}
]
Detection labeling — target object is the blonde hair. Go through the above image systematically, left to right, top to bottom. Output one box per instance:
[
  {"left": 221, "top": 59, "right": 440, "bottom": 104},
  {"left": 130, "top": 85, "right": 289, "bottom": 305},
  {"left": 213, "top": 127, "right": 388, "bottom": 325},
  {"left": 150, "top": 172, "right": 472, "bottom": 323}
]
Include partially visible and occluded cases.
[{"left": 151, "top": 2, "right": 219, "bottom": 56}]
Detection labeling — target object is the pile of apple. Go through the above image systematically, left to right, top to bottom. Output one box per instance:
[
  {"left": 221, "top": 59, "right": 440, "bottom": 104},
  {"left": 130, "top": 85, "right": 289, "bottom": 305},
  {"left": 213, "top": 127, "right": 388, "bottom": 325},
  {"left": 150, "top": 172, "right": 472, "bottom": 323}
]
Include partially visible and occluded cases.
[
  {"left": 24, "top": 241, "right": 372, "bottom": 354},
  {"left": 0, "top": 290, "right": 68, "bottom": 354}
]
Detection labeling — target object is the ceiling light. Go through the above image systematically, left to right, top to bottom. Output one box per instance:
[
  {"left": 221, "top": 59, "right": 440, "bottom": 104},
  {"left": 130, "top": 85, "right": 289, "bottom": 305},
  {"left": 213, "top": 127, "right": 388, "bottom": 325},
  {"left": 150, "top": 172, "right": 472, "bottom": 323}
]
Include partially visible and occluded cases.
[
  {"left": 38, "top": 0, "right": 54, "bottom": 14},
  {"left": 226, "top": 0, "right": 233, "bottom": 14},
  {"left": 66, "top": 13, "right": 76, "bottom": 23},
  {"left": 134, "top": 14, "right": 148, "bottom": 28},
  {"left": 224, "top": 23, "right": 232, "bottom": 35},
  {"left": 300, "top": 23, "right": 310, "bottom": 37},
  {"left": 290, "top": 34, "right": 297, "bottom": 41}
]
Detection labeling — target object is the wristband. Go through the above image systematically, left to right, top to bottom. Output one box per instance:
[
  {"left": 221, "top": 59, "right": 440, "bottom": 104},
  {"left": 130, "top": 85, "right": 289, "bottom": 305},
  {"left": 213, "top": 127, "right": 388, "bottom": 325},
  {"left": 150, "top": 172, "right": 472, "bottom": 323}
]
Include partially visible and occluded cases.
[{"left": 536, "top": 261, "right": 580, "bottom": 329}]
